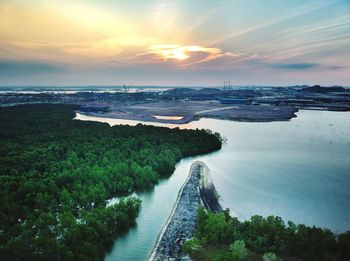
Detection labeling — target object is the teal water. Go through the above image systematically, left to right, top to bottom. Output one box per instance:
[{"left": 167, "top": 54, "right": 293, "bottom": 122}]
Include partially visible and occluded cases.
[{"left": 75, "top": 110, "right": 350, "bottom": 261}]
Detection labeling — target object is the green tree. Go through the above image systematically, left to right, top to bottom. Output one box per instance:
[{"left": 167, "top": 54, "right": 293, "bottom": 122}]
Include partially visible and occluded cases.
[
  {"left": 0, "top": 104, "right": 222, "bottom": 260},
  {"left": 229, "top": 240, "right": 248, "bottom": 261},
  {"left": 263, "top": 252, "right": 281, "bottom": 261}
]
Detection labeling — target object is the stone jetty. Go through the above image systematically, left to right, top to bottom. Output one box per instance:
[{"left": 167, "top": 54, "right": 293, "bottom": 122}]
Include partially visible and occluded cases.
[{"left": 149, "top": 161, "right": 222, "bottom": 261}]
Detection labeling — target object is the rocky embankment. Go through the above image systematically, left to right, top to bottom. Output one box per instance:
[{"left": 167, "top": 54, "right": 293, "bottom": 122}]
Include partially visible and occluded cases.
[
  {"left": 148, "top": 161, "right": 222, "bottom": 261},
  {"left": 198, "top": 163, "right": 223, "bottom": 214}
]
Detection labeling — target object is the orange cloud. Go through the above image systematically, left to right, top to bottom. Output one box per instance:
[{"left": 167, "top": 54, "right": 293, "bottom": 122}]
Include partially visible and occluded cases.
[{"left": 146, "top": 45, "right": 240, "bottom": 67}]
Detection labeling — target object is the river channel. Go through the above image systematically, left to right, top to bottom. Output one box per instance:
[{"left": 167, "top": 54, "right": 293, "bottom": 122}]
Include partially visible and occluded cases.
[{"left": 75, "top": 110, "right": 350, "bottom": 261}]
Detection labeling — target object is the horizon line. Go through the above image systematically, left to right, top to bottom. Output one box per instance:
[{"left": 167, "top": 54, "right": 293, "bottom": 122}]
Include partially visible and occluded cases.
[{"left": 0, "top": 84, "right": 349, "bottom": 89}]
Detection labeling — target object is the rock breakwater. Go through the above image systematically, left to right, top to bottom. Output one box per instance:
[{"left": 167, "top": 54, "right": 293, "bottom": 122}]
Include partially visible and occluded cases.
[{"left": 149, "top": 161, "right": 222, "bottom": 261}]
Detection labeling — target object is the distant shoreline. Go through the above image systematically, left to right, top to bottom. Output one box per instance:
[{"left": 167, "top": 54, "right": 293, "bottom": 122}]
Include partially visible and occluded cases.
[
  {"left": 78, "top": 101, "right": 298, "bottom": 125},
  {"left": 79, "top": 110, "right": 297, "bottom": 123}
]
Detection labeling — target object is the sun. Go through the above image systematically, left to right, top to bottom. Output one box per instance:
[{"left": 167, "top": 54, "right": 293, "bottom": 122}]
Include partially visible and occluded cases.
[
  {"left": 148, "top": 44, "right": 224, "bottom": 64},
  {"left": 149, "top": 45, "right": 190, "bottom": 61},
  {"left": 167, "top": 48, "right": 189, "bottom": 60}
]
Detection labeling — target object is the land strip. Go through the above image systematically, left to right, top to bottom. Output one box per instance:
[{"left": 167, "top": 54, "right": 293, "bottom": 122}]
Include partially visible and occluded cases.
[
  {"left": 80, "top": 101, "right": 298, "bottom": 124},
  {"left": 148, "top": 161, "right": 222, "bottom": 261}
]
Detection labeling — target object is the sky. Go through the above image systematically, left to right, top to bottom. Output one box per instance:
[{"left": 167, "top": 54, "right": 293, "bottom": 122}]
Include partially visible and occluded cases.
[{"left": 0, "top": 0, "right": 350, "bottom": 86}]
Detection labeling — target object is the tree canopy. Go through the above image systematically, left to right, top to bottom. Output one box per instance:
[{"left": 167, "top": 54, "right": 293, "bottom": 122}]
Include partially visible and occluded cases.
[
  {"left": 0, "top": 104, "right": 222, "bottom": 260},
  {"left": 184, "top": 208, "right": 350, "bottom": 261}
]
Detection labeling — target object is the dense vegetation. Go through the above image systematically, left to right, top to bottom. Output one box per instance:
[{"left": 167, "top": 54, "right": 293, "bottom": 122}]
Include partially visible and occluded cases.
[
  {"left": 0, "top": 104, "right": 222, "bottom": 260},
  {"left": 184, "top": 208, "right": 350, "bottom": 261}
]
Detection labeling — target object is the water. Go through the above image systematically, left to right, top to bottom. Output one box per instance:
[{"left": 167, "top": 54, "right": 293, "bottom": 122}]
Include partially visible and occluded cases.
[
  {"left": 75, "top": 110, "right": 350, "bottom": 260},
  {"left": 104, "top": 159, "right": 201, "bottom": 261}
]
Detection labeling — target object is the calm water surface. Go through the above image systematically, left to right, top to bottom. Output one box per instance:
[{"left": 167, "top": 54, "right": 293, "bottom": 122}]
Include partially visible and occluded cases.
[{"left": 75, "top": 110, "right": 350, "bottom": 261}]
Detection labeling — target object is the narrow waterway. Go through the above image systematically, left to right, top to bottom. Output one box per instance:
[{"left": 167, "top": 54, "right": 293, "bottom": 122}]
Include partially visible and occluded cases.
[{"left": 75, "top": 110, "right": 350, "bottom": 261}]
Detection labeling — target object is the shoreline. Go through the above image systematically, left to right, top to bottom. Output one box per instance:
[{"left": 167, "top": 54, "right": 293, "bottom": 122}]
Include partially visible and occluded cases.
[
  {"left": 77, "top": 101, "right": 298, "bottom": 124},
  {"left": 77, "top": 109, "right": 298, "bottom": 125},
  {"left": 77, "top": 111, "right": 196, "bottom": 124},
  {"left": 148, "top": 161, "right": 222, "bottom": 261},
  {"left": 198, "top": 163, "right": 223, "bottom": 214}
]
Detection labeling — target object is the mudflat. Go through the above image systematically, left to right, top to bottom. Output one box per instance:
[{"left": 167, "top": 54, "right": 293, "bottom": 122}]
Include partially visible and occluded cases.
[{"left": 80, "top": 101, "right": 297, "bottom": 124}]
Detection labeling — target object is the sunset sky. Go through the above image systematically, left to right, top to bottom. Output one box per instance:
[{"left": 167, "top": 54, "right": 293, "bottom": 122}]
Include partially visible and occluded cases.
[{"left": 0, "top": 0, "right": 349, "bottom": 86}]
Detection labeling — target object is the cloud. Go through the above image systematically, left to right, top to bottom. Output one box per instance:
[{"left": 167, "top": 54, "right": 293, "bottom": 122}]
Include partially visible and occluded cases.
[
  {"left": 207, "top": 1, "right": 334, "bottom": 46},
  {"left": 153, "top": 2, "right": 177, "bottom": 33},
  {"left": 183, "top": 4, "right": 222, "bottom": 37},
  {"left": 240, "top": 14, "right": 350, "bottom": 57},
  {"left": 139, "top": 45, "right": 241, "bottom": 68},
  {"left": 147, "top": 45, "right": 222, "bottom": 61},
  {"left": 0, "top": 60, "right": 65, "bottom": 76},
  {"left": 269, "top": 62, "right": 346, "bottom": 71},
  {"left": 272, "top": 62, "right": 319, "bottom": 70},
  {"left": 327, "top": 65, "right": 346, "bottom": 70}
]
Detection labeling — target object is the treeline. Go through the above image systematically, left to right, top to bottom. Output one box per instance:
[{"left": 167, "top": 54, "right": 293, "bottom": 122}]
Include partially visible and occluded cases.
[
  {"left": 0, "top": 104, "right": 222, "bottom": 260},
  {"left": 184, "top": 208, "right": 350, "bottom": 261}
]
